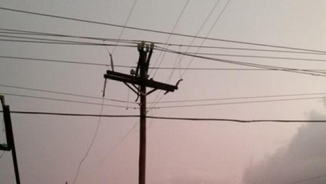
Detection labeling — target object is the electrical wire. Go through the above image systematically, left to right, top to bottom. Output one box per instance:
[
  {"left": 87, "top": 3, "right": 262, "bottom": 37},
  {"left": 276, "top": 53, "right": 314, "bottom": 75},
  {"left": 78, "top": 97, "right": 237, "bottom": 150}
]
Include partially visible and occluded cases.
[
  {"left": 108, "top": 0, "right": 138, "bottom": 109},
  {"left": 110, "top": 0, "right": 138, "bottom": 54},
  {"left": 144, "top": 0, "right": 191, "bottom": 112},
  {"left": 148, "top": 0, "right": 230, "bottom": 112},
  {"left": 149, "top": 0, "right": 220, "bottom": 109},
  {"left": 151, "top": 0, "right": 190, "bottom": 77},
  {"left": 168, "top": 0, "right": 222, "bottom": 80},
  {"left": 171, "top": 0, "right": 221, "bottom": 77},
  {"left": 181, "top": 0, "right": 232, "bottom": 78},
  {"left": 94, "top": 2, "right": 142, "bottom": 174},
  {"left": 72, "top": 3, "right": 144, "bottom": 174},
  {"left": 1, "top": 7, "right": 326, "bottom": 54},
  {"left": 0, "top": 28, "right": 137, "bottom": 43},
  {"left": 2, "top": 28, "right": 326, "bottom": 56},
  {"left": 0, "top": 33, "right": 137, "bottom": 51},
  {"left": 0, "top": 34, "right": 109, "bottom": 45},
  {"left": 0, "top": 38, "right": 137, "bottom": 47},
  {"left": 156, "top": 44, "right": 326, "bottom": 55},
  {"left": 156, "top": 47, "right": 326, "bottom": 77},
  {"left": 165, "top": 49, "right": 183, "bottom": 82},
  {"left": 183, "top": 52, "right": 326, "bottom": 64},
  {"left": 0, "top": 55, "right": 109, "bottom": 67},
  {"left": 2, "top": 55, "right": 326, "bottom": 72},
  {"left": 149, "top": 67, "right": 326, "bottom": 71},
  {"left": 0, "top": 84, "right": 137, "bottom": 104},
  {"left": 2, "top": 85, "right": 325, "bottom": 108},
  {"left": 4, "top": 89, "right": 324, "bottom": 110},
  {"left": 0, "top": 92, "right": 138, "bottom": 109},
  {"left": 147, "top": 92, "right": 165, "bottom": 113},
  {"left": 148, "top": 92, "right": 326, "bottom": 104},
  {"left": 152, "top": 96, "right": 326, "bottom": 109},
  {"left": 72, "top": 98, "right": 104, "bottom": 184},
  {"left": 146, "top": 107, "right": 158, "bottom": 130},
  {"left": 5, "top": 110, "right": 326, "bottom": 123},
  {"left": 101, "top": 121, "right": 138, "bottom": 163},
  {"left": 0, "top": 151, "right": 5, "bottom": 159}
]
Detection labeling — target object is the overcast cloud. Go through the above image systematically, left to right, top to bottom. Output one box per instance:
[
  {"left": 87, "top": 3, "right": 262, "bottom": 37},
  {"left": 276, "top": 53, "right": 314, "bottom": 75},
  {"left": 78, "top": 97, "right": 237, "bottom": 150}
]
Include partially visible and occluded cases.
[
  {"left": 1, "top": 1, "right": 326, "bottom": 184},
  {"left": 242, "top": 110, "right": 326, "bottom": 184}
]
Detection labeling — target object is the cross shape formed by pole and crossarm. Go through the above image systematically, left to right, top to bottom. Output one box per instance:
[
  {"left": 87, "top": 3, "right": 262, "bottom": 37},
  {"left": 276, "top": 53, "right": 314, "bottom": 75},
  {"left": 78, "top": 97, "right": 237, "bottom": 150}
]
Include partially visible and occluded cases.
[
  {"left": 103, "top": 41, "right": 180, "bottom": 184},
  {"left": 103, "top": 42, "right": 178, "bottom": 95}
]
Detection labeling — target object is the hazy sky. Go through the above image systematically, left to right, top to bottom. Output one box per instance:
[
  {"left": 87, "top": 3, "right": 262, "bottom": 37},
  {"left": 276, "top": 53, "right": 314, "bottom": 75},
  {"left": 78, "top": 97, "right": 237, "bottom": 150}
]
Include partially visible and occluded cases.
[{"left": 0, "top": 0, "right": 326, "bottom": 184}]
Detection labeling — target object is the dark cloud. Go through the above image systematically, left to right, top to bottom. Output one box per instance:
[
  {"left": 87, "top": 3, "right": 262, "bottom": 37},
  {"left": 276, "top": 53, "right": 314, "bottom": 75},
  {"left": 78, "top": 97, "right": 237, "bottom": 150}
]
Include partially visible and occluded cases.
[{"left": 242, "top": 111, "right": 326, "bottom": 184}]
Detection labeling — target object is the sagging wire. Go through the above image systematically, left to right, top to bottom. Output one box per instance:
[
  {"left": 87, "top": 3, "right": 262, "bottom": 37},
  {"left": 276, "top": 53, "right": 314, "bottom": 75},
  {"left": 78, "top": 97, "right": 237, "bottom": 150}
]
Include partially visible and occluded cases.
[
  {"left": 72, "top": 38, "right": 114, "bottom": 184},
  {"left": 126, "top": 88, "right": 130, "bottom": 110},
  {"left": 72, "top": 98, "right": 105, "bottom": 184},
  {"left": 101, "top": 121, "right": 138, "bottom": 163},
  {"left": 0, "top": 151, "right": 5, "bottom": 159}
]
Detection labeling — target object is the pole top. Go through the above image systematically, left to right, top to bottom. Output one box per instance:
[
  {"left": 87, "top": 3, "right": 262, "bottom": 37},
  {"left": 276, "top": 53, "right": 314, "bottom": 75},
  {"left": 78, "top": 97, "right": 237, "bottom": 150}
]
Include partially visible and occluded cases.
[
  {"left": 138, "top": 41, "right": 145, "bottom": 52},
  {"left": 138, "top": 42, "right": 154, "bottom": 52},
  {"left": 0, "top": 95, "right": 5, "bottom": 106}
]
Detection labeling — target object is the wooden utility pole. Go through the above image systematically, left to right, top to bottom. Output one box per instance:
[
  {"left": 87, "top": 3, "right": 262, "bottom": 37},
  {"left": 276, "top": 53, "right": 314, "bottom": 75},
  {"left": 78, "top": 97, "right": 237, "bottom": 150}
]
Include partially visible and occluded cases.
[
  {"left": 104, "top": 42, "right": 179, "bottom": 184},
  {"left": 138, "top": 42, "right": 147, "bottom": 184},
  {"left": 0, "top": 95, "right": 21, "bottom": 184}
]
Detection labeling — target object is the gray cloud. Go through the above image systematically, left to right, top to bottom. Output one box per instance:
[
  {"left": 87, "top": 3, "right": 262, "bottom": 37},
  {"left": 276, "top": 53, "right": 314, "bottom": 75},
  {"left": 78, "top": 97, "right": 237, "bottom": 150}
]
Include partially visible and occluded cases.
[
  {"left": 242, "top": 111, "right": 326, "bottom": 184},
  {"left": 151, "top": 171, "right": 228, "bottom": 184}
]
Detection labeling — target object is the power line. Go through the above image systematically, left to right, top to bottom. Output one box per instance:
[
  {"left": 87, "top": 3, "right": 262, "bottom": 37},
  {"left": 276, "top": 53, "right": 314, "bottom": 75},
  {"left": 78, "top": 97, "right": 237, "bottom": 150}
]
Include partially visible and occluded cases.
[
  {"left": 108, "top": 0, "right": 138, "bottom": 111},
  {"left": 110, "top": 0, "right": 138, "bottom": 54},
  {"left": 149, "top": 0, "right": 222, "bottom": 111},
  {"left": 150, "top": 0, "right": 230, "bottom": 111},
  {"left": 151, "top": 0, "right": 190, "bottom": 77},
  {"left": 168, "top": 0, "right": 222, "bottom": 80},
  {"left": 178, "top": 0, "right": 222, "bottom": 60},
  {"left": 181, "top": 0, "right": 232, "bottom": 78},
  {"left": 73, "top": 1, "right": 139, "bottom": 178},
  {"left": 1, "top": 6, "right": 326, "bottom": 54},
  {"left": 0, "top": 28, "right": 137, "bottom": 43},
  {"left": 2, "top": 28, "right": 326, "bottom": 56},
  {"left": 0, "top": 34, "right": 108, "bottom": 45},
  {"left": 0, "top": 34, "right": 138, "bottom": 49},
  {"left": 0, "top": 38, "right": 137, "bottom": 47},
  {"left": 155, "top": 44, "right": 326, "bottom": 55},
  {"left": 157, "top": 47, "right": 326, "bottom": 77},
  {"left": 159, "top": 47, "right": 326, "bottom": 76},
  {"left": 183, "top": 52, "right": 326, "bottom": 64},
  {"left": 0, "top": 55, "right": 109, "bottom": 67},
  {"left": 2, "top": 55, "right": 326, "bottom": 72},
  {"left": 150, "top": 67, "right": 326, "bottom": 71},
  {"left": 0, "top": 84, "right": 137, "bottom": 104},
  {"left": 2, "top": 85, "right": 325, "bottom": 108},
  {"left": 0, "top": 92, "right": 138, "bottom": 109},
  {"left": 149, "top": 92, "right": 326, "bottom": 104},
  {"left": 152, "top": 96, "right": 326, "bottom": 109},
  {"left": 72, "top": 99, "right": 104, "bottom": 184},
  {"left": 5, "top": 110, "right": 326, "bottom": 123},
  {"left": 101, "top": 121, "right": 138, "bottom": 163},
  {"left": 0, "top": 151, "right": 5, "bottom": 159}
]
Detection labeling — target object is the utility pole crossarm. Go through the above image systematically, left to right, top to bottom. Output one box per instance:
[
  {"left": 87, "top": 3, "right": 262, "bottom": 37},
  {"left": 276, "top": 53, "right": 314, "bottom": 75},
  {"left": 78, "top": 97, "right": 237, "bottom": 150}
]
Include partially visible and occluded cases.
[{"left": 104, "top": 71, "right": 177, "bottom": 92}]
